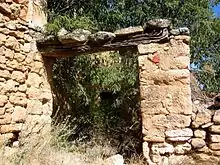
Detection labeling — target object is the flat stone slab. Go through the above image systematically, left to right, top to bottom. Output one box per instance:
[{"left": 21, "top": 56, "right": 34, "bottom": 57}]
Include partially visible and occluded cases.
[
  {"left": 114, "top": 26, "right": 143, "bottom": 36},
  {"left": 165, "top": 128, "right": 193, "bottom": 138}
]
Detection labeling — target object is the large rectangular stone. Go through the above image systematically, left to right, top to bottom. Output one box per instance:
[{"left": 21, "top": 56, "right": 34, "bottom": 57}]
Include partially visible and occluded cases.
[
  {"left": 140, "top": 85, "right": 192, "bottom": 115},
  {"left": 142, "top": 114, "right": 191, "bottom": 140}
]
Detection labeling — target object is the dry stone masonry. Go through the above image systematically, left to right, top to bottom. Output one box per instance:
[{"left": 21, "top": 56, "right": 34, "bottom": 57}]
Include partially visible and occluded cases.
[
  {"left": 0, "top": 0, "right": 52, "bottom": 147},
  {"left": 1, "top": 0, "right": 220, "bottom": 164}
]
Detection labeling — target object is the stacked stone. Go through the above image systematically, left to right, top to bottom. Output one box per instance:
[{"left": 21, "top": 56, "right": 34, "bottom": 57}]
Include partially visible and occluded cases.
[
  {"left": 0, "top": 0, "right": 52, "bottom": 147},
  {"left": 138, "top": 31, "right": 192, "bottom": 164},
  {"left": 192, "top": 101, "right": 220, "bottom": 156}
]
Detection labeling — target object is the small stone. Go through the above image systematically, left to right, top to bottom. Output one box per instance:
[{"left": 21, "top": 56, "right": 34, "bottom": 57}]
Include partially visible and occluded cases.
[
  {"left": 144, "top": 19, "right": 171, "bottom": 30},
  {"left": 5, "top": 22, "right": 16, "bottom": 30},
  {"left": 174, "top": 35, "right": 190, "bottom": 44},
  {"left": 5, "top": 36, "right": 20, "bottom": 51},
  {"left": 21, "top": 43, "right": 31, "bottom": 53},
  {"left": 164, "top": 46, "right": 169, "bottom": 51},
  {"left": 4, "top": 48, "right": 14, "bottom": 59},
  {"left": 14, "top": 53, "right": 26, "bottom": 62},
  {"left": 0, "top": 55, "right": 6, "bottom": 64},
  {"left": 0, "top": 70, "right": 10, "bottom": 79},
  {"left": 11, "top": 71, "right": 25, "bottom": 83},
  {"left": 26, "top": 73, "right": 42, "bottom": 88},
  {"left": 5, "top": 79, "right": 19, "bottom": 92},
  {"left": 18, "top": 84, "right": 27, "bottom": 92},
  {"left": 9, "top": 92, "right": 27, "bottom": 106},
  {"left": 0, "top": 95, "right": 8, "bottom": 107},
  {"left": 27, "top": 100, "right": 43, "bottom": 115},
  {"left": 12, "top": 106, "right": 26, "bottom": 123},
  {"left": 0, "top": 107, "right": 5, "bottom": 115},
  {"left": 192, "top": 109, "right": 212, "bottom": 128},
  {"left": 213, "top": 111, "right": 220, "bottom": 124},
  {"left": 201, "top": 122, "right": 213, "bottom": 128},
  {"left": 209, "top": 125, "right": 220, "bottom": 133},
  {"left": 194, "top": 129, "right": 206, "bottom": 139},
  {"left": 210, "top": 134, "right": 220, "bottom": 143},
  {"left": 191, "top": 138, "right": 206, "bottom": 149},
  {"left": 12, "top": 141, "right": 19, "bottom": 148},
  {"left": 143, "top": 142, "right": 155, "bottom": 165},
  {"left": 151, "top": 142, "right": 174, "bottom": 155},
  {"left": 174, "top": 142, "right": 192, "bottom": 154},
  {"left": 209, "top": 143, "right": 220, "bottom": 150},
  {"left": 210, "top": 150, "right": 220, "bottom": 156},
  {"left": 106, "top": 154, "right": 124, "bottom": 165}
]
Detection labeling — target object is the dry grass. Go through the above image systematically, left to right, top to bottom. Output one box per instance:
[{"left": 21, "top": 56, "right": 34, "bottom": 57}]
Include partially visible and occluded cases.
[{"left": 0, "top": 123, "right": 145, "bottom": 165}]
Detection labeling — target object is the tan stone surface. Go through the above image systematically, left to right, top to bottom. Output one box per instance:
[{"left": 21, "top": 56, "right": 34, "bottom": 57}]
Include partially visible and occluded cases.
[
  {"left": 11, "top": 70, "right": 25, "bottom": 83},
  {"left": 26, "top": 72, "right": 42, "bottom": 88},
  {"left": 140, "top": 85, "right": 192, "bottom": 115},
  {"left": 9, "top": 92, "right": 27, "bottom": 106},
  {"left": 0, "top": 95, "right": 8, "bottom": 106},
  {"left": 27, "top": 99, "right": 43, "bottom": 115},
  {"left": 12, "top": 106, "right": 26, "bottom": 123},
  {"left": 192, "top": 109, "right": 213, "bottom": 128},
  {"left": 213, "top": 111, "right": 220, "bottom": 124},
  {"left": 0, "top": 123, "right": 22, "bottom": 133},
  {"left": 209, "top": 125, "right": 220, "bottom": 134},
  {"left": 165, "top": 128, "right": 193, "bottom": 138},
  {"left": 194, "top": 129, "right": 206, "bottom": 139},
  {"left": 210, "top": 134, "right": 220, "bottom": 143},
  {"left": 191, "top": 138, "right": 206, "bottom": 149},
  {"left": 151, "top": 142, "right": 174, "bottom": 155},
  {"left": 174, "top": 142, "right": 192, "bottom": 154},
  {"left": 209, "top": 143, "right": 220, "bottom": 150}
]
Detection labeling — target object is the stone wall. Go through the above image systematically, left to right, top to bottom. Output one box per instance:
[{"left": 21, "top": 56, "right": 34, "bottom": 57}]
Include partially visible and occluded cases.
[
  {"left": 0, "top": 0, "right": 52, "bottom": 147},
  {"left": 138, "top": 36, "right": 220, "bottom": 164}
]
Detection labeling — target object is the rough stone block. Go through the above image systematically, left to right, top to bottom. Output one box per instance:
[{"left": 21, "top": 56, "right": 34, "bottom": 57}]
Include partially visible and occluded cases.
[
  {"left": 138, "top": 43, "right": 160, "bottom": 54},
  {"left": 0, "top": 70, "right": 10, "bottom": 79},
  {"left": 11, "top": 70, "right": 25, "bottom": 83},
  {"left": 26, "top": 72, "right": 42, "bottom": 88},
  {"left": 140, "top": 85, "right": 192, "bottom": 115},
  {"left": 9, "top": 92, "right": 27, "bottom": 106},
  {"left": 0, "top": 95, "right": 8, "bottom": 106},
  {"left": 27, "top": 99, "right": 43, "bottom": 115},
  {"left": 12, "top": 106, "right": 26, "bottom": 123},
  {"left": 192, "top": 109, "right": 213, "bottom": 128},
  {"left": 213, "top": 111, "right": 220, "bottom": 124},
  {"left": 0, "top": 113, "right": 11, "bottom": 125},
  {"left": 143, "top": 114, "right": 191, "bottom": 131},
  {"left": 0, "top": 124, "right": 22, "bottom": 133},
  {"left": 209, "top": 125, "right": 220, "bottom": 134},
  {"left": 165, "top": 128, "right": 193, "bottom": 138},
  {"left": 194, "top": 129, "right": 206, "bottom": 139},
  {"left": 210, "top": 134, "right": 220, "bottom": 143},
  {"left": 191, "top": 138, "right": 206, "bottom": 149},
  {"left": 151, "top": 142, "right": 174, "bottom": 155},
  {"left": 174, "top": 142, "right": 192, "bottom": 154},
  {"left": 209, "top": 143, "right": 220, "bottom": 150}
]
